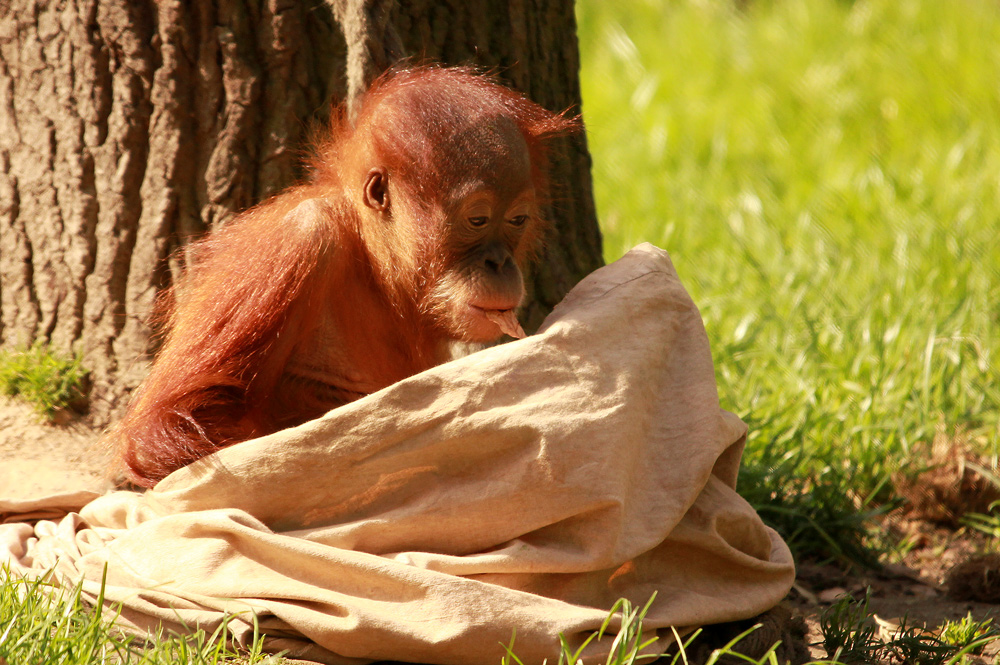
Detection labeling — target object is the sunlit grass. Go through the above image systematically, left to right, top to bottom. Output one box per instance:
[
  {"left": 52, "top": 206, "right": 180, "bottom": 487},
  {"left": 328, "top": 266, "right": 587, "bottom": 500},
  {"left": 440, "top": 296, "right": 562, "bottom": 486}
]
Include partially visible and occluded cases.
[
  {"left": 577, "top": 0, "right": 1000, "bottom": 540},
  {"left": 0, "top": 344, "right": 88, "bottom": 420},
  {"left": 0, "top": 566, "right": 283, "bottom": 664}
]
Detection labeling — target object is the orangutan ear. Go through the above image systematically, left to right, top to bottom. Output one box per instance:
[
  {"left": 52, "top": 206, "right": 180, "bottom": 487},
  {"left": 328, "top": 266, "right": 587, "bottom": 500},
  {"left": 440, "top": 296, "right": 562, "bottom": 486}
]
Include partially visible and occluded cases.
[{"left": 363, "top": 168, "right": 389, "bottom": 212}]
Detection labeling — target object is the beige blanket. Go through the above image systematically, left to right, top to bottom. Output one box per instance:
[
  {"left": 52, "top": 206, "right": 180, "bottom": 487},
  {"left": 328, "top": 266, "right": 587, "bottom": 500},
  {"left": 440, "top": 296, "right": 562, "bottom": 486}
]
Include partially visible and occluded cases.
[{"left": 0, "top": 245, "right": 794, "bottom": 664}]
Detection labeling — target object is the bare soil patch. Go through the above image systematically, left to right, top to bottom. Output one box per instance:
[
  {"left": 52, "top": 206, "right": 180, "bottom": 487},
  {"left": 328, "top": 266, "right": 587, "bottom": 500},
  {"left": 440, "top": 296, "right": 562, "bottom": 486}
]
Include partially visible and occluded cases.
[
  {"left": 1, "top": 396, "right": 997, "bottom": 662},
  {"left": 0, "top": 397, "right": 113, "bottom": 499},
  {"left": 790, "top": 518, "right": 1000, "bottom": 662}
]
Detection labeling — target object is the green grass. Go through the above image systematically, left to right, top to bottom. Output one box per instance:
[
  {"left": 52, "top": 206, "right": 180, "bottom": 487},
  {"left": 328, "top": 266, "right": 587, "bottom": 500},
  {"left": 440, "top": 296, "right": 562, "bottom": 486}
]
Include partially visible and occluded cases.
[
  {"left": 577, "top": 0, "right": 1000, "bottom": 559},
  {"left": 0, "top": 344, "right": 89, "bottom": 420},
  {"left": 0, "top": 567, "right": 283, "bottom": 664},
  {"left": 0, "top": 575, "right": 828, "bottom": 665},
  {"left": 10, "top": 575, "right": 994, "bottom": 665}
]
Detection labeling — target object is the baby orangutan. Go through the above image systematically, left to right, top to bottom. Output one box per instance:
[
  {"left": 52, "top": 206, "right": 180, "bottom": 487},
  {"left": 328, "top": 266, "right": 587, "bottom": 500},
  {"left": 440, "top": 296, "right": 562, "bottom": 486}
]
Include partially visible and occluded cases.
[{"left": 110, "top": 65, "right": 578, "bottom": 487}]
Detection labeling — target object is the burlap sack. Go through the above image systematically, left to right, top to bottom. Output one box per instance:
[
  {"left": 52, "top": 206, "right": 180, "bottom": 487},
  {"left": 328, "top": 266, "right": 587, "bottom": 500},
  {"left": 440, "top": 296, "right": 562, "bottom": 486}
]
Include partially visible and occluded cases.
[{"left": 0, "top": 244, "right": 794, "bottom": 664}]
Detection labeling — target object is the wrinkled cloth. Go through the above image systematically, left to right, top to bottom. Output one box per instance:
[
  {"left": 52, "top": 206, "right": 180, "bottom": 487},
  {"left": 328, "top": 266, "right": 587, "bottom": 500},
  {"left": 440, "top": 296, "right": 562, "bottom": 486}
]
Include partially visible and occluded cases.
[{"left": 0, "top": 244, "right": 794, "bottom": 664}]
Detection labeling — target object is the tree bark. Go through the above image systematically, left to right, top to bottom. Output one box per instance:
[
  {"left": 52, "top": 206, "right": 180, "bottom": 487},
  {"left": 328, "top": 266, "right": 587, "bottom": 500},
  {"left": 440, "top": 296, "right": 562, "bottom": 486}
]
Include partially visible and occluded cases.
[{"left": 0, "top": 0, "right": 601, "bottom": 422}]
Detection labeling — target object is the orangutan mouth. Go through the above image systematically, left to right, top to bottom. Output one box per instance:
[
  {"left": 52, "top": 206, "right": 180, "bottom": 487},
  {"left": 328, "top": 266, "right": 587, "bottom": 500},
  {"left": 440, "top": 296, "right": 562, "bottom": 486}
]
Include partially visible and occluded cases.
[{"left": 472, "top": 306, "right": 526, "bottom": 339}]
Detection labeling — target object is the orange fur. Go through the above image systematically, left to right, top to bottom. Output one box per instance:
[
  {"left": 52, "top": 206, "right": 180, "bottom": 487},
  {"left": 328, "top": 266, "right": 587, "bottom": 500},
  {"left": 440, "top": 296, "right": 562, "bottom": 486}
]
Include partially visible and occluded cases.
[{"left": 111, "top": 65, "right": 579, "bottom": 487}]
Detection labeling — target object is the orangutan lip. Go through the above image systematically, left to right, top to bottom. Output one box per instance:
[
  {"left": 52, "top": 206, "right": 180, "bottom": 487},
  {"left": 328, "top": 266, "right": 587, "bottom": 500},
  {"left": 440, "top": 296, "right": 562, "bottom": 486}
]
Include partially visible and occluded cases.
[
  {"left": 469, "top": 305, "right": 526, "bottom": 339},
  {"left": 469, "top": 305, "right": 513, "bottom": 315}
]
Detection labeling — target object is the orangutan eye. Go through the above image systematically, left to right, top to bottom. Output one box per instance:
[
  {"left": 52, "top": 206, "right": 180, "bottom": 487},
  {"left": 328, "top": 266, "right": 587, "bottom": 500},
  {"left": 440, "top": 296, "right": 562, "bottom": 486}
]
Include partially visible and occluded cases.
[
  {"left": 509, "top": 215, "right": 528, "bottom": 227},
  {"left": 468, "top": 216, "right": 489, "bottom": 228}
]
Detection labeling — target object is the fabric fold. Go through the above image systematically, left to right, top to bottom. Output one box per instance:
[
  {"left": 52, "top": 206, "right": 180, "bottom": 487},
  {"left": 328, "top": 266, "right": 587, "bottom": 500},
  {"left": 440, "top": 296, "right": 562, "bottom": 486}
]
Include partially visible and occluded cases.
[{"left": 1, "top": 244, "right": 794, "bottom": 665}]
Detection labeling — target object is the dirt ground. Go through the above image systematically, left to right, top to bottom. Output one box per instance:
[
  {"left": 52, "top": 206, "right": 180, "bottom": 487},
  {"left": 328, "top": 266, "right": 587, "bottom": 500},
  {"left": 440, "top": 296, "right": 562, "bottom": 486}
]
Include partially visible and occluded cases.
[
  {"left": 1, "top": 396, "right": 998, "bottom": 663},
  {"left": 0, "top": 397, "right": 115, "bottom": 499},
  {"left": 791, "top": 555, "right": 1000, "bottom": 662}
]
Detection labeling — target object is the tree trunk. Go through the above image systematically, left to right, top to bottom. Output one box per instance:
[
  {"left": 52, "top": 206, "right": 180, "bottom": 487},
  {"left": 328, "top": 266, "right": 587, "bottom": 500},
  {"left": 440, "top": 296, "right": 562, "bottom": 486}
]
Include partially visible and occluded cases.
[{"left": 0, "top": 0, "right": 601, "bottom": 422}]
